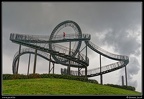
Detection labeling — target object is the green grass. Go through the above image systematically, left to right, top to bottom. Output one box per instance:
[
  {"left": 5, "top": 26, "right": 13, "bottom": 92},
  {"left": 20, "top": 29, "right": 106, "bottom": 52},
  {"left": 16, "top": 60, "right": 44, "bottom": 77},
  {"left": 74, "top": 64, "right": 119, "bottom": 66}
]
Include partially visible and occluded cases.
[{"left": 2, "top": 78, "right": 141, "bottom": 95}]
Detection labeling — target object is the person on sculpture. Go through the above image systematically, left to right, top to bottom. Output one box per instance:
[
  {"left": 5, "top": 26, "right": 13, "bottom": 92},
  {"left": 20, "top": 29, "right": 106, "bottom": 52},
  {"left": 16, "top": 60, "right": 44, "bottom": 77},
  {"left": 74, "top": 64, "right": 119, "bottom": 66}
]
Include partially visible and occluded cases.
[{"left": 63, "top": 32, "right": 66, "bottom": 39}]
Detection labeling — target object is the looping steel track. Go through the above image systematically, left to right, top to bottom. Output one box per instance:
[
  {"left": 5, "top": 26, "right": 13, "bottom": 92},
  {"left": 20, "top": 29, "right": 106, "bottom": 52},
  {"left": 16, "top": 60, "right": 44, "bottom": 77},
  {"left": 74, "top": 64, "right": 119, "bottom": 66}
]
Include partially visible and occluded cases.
[{"left": 10, "top": 20, "right": 129, "bottom": 77}]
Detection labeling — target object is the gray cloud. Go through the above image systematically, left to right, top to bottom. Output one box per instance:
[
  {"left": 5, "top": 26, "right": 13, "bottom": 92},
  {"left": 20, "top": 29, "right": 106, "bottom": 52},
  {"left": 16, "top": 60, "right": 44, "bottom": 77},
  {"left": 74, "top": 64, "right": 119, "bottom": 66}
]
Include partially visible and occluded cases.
[
  {"left": 102, "top": 28, "right": 141, "bottom": 56},
  {"left": 118, "top": 56, "right": 140, "bottom": 89},
  {"left": 127, "top": 57, "right": 140, "bottom": 76}
]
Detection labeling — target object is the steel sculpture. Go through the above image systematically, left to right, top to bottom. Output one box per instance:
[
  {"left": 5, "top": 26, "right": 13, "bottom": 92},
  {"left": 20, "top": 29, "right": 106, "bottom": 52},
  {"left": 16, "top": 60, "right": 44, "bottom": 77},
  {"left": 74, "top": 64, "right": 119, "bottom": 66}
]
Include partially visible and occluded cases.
[{"left": 10, "top": 20, "right": 129, "bottom": 85}]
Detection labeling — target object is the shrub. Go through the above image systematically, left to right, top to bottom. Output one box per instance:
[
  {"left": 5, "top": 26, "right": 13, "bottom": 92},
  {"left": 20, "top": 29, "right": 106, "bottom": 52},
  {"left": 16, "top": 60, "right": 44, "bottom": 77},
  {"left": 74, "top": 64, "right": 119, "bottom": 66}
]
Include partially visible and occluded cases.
[
  {"left": 3, "top": 73, "right": 98, "bottom": 84},
  {"left": 28, "top": 73, "right": 40, "bottom": 79},
  {"left": 40, "top": 73, "right": 51, "bottom": 78},
  {"left": 3, "top": 74, "right": 13, "bottom": 80},
  {"left": 13, "top": 74, "right": 28, "bottom": 79},
  {"left": 88, "top": 79, "right": 99, "bottom": 84},
  {"left": 104, "top": 84, "right": 135, "bottom": 91}
]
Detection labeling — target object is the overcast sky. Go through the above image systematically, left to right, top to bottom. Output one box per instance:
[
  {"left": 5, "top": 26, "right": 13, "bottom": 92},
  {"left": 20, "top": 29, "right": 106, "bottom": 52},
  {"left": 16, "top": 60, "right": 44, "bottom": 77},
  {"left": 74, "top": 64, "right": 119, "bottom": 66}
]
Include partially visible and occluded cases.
[{"left": 2, "top": 2, "right": 142, "bottom": 92}]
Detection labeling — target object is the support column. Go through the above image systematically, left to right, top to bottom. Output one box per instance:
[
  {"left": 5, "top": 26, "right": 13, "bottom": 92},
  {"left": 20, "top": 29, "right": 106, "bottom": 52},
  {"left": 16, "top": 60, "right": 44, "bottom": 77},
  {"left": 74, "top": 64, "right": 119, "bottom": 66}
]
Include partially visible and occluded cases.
[
  {"left": 67, "top": 41, "right": 71, "bottom": 75},
  {"left": 16, "top": 44, "right": 21, "bottom": 74},
  {"left": 85, "top": 45, "right": 87, "bottom": 78},
  {"left": 86, "top": 45, "right": 87, "bottom": 62},
  {"left": 33, "top": 49, "right": 37, "bottom": 74},
  {"left": 78, "top": 52, "right": 80, "bottom": 76},
  {"left": 27, "top": 54, "right": 31, "bottom": 75},
  {"left": 48, "top": 54, "right": 55, "bottom": 74},
  {"left": 49, "top": 54, "right": 51, "bottom": 74},
  {"left": 100, "top": 54, "right": 103, "bottom": 85},
  {"left": 49, "top": 62, "right": 54, "bottom": 74},
  {"left": 53, "top": 63, "right": 55, "bottom": 74},
  {"left": 125, "top": 66, "right": 128, "bottom": 86},
  {"left": 78, "top": 67, "right": 80, "bottom": 76},
  {"left": 85, "top": 67, "right": 87, "bottom": 78},
  {"left": 78, "top": 68, "right": 82, "bottom": 76},
  {"left": 122, "top": 76, "right": 124, "bottom": 86}
]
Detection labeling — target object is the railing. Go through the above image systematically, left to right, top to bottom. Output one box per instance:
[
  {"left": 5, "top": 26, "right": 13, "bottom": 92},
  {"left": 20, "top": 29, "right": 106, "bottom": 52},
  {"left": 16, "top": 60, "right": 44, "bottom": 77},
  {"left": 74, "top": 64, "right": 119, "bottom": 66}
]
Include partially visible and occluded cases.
[
  {"left": 10, "top": 33, "right": 91, "bottom": 43},
  {"left": 10, "top": 33, "right": 89, "bottom": 66},
  {"left": 52, "top": 34, "right": 91, "bottom": 40},
  {"left": 70, "top": 41, "right": 129, "bottom": 76},
  {"left": 87, "top": 41, "right": 126, "bottom": 60},
  {"left": 27, "top": 42, "right": 89, "bottom": 64},
  {"left": 13, "top": 48, "right": 51, "bottom": 61},
  {"left": 13, "top": 48, "right": 87, "bottom": 69},
  {"left": 70, "top": 61, "right": 125, "bottom": 76}
]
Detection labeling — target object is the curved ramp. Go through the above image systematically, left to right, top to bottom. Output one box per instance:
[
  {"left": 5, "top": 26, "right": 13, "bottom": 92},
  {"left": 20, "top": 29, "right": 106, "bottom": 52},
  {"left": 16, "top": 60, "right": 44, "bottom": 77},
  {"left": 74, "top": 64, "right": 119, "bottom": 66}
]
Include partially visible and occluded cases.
[
  {"left": 10, "top": 33, "right": 90, "bottom": 74},
  {"left": 70, "top": 41, "right": 129, "bottom": 77},
  {"left": 12, "top": 48, "right": 57, "bottom": 74}
]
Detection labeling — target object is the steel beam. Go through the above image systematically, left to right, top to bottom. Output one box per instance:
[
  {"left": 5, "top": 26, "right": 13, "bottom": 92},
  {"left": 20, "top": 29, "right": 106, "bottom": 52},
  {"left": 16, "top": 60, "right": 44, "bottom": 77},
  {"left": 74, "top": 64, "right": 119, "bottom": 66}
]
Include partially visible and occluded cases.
[
  {"left": 67, "top": 41, "right": 71, "bottom": 75},
  {"left": 16, "top": 44, "right": 21, "bottom": 74},
  {"left": 33, "top": 49, "right": 37, "bottom": 74},
  {"left": 27, "top": 54, "right": 31, "bottom": 75},
  {"left": 49, "top": 54, "right": 51, "bottom": 74},
  {"left": 100, "top": 54, "right": 103, "bottom": 85},
  {"left": 125, "top": 66, "right": 128, "bottom": 86}
]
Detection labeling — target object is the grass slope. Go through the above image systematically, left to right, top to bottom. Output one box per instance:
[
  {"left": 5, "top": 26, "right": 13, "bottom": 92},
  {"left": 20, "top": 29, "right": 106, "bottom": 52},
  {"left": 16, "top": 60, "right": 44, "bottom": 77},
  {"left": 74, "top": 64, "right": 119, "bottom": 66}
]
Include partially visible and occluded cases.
[{"left": 2, "top": 78, "right": 141, "bottom": 95}]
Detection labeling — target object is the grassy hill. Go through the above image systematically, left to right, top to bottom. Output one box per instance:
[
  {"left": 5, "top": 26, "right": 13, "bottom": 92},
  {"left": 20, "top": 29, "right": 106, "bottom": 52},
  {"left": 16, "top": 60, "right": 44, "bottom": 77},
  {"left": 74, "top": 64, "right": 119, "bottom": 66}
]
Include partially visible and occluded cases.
[{"left": 2, "top": 78, "right": 141, "bottom": 95}]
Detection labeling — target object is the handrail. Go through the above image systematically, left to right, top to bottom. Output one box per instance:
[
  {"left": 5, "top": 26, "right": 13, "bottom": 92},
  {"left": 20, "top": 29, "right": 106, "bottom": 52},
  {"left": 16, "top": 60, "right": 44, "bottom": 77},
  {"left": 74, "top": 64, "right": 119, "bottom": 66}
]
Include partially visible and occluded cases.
[
  {"left": 10, "top": 33, "right": 89, "bottom": 69},
  {"left": 10, "top": 33, "right": 90, "bottom": 43},
  {"left": 70, "top": 40, "right": 129, "bottom": 76}
]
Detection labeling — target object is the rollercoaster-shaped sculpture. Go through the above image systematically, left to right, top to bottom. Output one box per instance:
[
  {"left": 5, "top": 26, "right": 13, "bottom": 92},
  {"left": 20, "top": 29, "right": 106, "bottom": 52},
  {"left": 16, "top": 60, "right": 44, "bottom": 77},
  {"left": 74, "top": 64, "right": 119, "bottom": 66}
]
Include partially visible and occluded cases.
[{"left": 10, "top": 20, "right": 129, "bottom": 78}]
